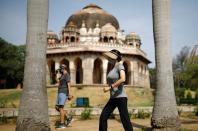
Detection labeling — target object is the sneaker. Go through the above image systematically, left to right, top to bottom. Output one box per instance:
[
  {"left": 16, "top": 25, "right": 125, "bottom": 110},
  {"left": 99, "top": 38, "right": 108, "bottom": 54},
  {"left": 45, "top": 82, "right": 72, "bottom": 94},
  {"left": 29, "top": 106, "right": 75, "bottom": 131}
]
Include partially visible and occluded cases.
[
  {"left": 65, "top": 115, "right": 73, "bottom": 127},
  {"left": 56, "top": 123, "right": 66, "bottom": 129}
]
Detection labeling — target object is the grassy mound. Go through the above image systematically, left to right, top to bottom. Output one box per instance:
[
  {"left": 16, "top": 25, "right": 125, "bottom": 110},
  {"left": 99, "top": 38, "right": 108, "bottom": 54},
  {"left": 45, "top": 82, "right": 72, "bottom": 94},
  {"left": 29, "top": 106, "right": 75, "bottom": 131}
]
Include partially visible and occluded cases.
[{"left": 0, "top": 87, "right": 154, "bottom": 108}]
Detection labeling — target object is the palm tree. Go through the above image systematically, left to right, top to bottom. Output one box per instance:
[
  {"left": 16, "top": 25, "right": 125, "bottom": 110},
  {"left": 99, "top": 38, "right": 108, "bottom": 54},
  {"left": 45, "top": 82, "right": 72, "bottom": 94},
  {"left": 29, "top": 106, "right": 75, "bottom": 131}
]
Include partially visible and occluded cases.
[
  {"left": 16, "top": 0, "right": 50, "bottom": 130},
  {"left": 151, "top": 0, "right": 181, "bottom": 130}
]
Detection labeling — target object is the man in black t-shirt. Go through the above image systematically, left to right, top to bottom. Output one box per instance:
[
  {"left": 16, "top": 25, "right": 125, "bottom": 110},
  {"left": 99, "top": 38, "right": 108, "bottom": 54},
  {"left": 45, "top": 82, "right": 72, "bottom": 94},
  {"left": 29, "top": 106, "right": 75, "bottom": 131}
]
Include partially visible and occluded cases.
[{"left": 55, "top": 64, "right": 73, "bottom": 129}]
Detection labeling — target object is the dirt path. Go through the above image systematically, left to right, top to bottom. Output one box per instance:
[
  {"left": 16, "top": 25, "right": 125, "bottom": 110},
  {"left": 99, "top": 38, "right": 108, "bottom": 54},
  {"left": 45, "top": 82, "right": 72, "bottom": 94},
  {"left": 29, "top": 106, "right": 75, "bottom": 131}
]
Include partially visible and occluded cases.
[
  {"left": 1, "top": 118, "right": 198, "bottom": 131},
  {"left": 0, "top": 119, "right": 127, "bottom": 131},
  {"left": 51, "top": 119, "right": 125, "bottom": 131}
]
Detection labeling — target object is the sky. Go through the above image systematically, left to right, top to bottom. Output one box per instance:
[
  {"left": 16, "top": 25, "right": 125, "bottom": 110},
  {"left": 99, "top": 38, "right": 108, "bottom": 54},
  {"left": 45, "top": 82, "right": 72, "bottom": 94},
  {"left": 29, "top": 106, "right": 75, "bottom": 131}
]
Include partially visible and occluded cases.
[{"left": 0, "top": 0, "right": 198, "bottom": 67}]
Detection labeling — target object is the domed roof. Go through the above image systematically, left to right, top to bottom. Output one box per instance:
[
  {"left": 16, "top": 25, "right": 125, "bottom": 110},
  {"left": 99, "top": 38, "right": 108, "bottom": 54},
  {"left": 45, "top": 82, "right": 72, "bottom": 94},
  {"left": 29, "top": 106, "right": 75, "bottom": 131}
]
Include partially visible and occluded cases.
[
  {"left": 65, "top": 4, "right": 119, "bottom": 29},
  {"left": 66, "top": 21, "right": 77, "bottom": 28},
  {"left": 101, "top": 23, "right": 117, "bottom": 33},
  {"left": 47, "top": 31, "right": 58, "bottom": 39},
  {"left": 126, "top": 32, "right": 141, "bottom": 40}
]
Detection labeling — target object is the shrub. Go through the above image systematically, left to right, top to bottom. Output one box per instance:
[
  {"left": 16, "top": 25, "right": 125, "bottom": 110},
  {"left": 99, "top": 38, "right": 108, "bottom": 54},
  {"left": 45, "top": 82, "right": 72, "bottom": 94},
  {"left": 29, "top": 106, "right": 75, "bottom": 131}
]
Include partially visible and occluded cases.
[
  {"left": 175, "top": 88, "right": 185, "bottom": 98},
  {"left": 175, "top": 88, "right": 185, "bottom": 105},
  {"left": 195, "top": 89, "right": 198, "bottom": 100},
  {"left": 186, "top": 91, "right": 192, "bottom": 99},
  {"left": 180, "top": 98, "right": 196, "bottom": 105},
  {"left": 0, "top": 100, "right": 8, "bottom": 108},
  {"left": 194, "top": 107, "right": 198, "bottom": 116},
  {"left": 81, "top": 108, "right": 92, "bottom": 120},
  {"left": 178, "top": 109, "right": 182, "bottom": 116},
  {"left": 133, "top": 110, "right": 151, "bottom": 119},
  {"left": 137, "top": 110, "right": 145, "bottom": 119},
  {"left": 68, "top": 111, "right": 75, "bottom": 117},
  {"left": 128, "top": 111, "right": 133, "bottom": 119},
  {"left": 0, "top": 115, "right": 8, "bottom": 124}
]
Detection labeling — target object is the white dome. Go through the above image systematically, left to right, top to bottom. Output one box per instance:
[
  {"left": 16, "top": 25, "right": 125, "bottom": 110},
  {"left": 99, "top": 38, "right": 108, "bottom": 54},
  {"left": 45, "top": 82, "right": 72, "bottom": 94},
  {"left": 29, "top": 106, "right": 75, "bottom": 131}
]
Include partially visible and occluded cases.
[{"left": 101, "top": 23, "right": 117, "bottom": 33}]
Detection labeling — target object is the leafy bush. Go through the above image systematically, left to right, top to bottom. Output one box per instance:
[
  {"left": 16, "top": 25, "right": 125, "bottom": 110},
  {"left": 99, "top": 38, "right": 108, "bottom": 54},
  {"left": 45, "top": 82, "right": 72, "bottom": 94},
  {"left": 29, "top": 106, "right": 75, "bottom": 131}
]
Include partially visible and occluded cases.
[
  {"left": 175, "top": 88, "right": 185, "bottom": 98},
  {"left": 175, "top": 88, "right": 185, "bottom": 105},
  {"left": 195, "top": 89, "right": 198, "bottom": 100},
  {"left": 186, "top": 91, "right": 192, "bottom": 99},
  {"left": 180, "top": 98, "right": 197, "bottom": 105},
  {"left": 0, "top": 100, "right": 8, "bottom": 108},
  {"left": 194, "top": 107, "right": 198, "bottom": 116},
  {"left": 81, "top": 108, "right": 92, "bottom": 120},
  {"left": 178, "top": 109, "right": 182, "bottom": 116},
  {"left": 132, "top": 110, "right": 151, "bottom": 119},
  {"left": 137, "top": 110, "right": 145, "bottom": 119},
  {"left": 128, "top": 111, "right": 133, "bottom": 119},
  {"left": 0, "top": 115, "right": 8, "bottom": 124}
]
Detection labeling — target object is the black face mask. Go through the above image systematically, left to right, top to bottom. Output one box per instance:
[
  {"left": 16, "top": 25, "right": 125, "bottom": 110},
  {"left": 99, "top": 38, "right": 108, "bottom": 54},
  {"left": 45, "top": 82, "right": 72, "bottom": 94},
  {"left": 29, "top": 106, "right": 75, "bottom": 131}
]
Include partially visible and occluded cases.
[{"left": 108, "top": 58, "right": 116, "bottom": 65}]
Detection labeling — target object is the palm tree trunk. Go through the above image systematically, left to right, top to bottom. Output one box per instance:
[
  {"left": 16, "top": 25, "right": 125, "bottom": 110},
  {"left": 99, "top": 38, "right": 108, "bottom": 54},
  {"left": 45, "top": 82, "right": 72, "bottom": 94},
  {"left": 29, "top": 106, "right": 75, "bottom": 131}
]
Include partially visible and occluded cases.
[
  {"left": 16, "top": 0, "right": 50, "bottom": 130},
  {"left": 151, "top": 0, "right": 181, "bottom": 130}
]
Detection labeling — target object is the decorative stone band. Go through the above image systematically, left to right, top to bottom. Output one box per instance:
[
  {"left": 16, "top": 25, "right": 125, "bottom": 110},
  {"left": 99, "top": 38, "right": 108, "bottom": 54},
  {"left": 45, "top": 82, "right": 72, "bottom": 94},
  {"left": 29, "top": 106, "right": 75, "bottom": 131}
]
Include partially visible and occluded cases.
[{"left": 46, "top": 42, "right": 150, "bottom": 63}]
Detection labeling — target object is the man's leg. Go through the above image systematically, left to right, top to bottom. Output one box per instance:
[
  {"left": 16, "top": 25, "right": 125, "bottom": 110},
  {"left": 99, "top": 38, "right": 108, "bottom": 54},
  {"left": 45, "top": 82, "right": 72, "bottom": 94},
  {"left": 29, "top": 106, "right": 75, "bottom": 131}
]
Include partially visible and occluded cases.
[
  {"left": 99, "top": 99, "right": 116, "bottom": 131},
  {"left": 55, "top": 105, "right": 66, "bottom": 129},
  {"left": 59, "top": 106, "right": 65, "bottom": 124}
]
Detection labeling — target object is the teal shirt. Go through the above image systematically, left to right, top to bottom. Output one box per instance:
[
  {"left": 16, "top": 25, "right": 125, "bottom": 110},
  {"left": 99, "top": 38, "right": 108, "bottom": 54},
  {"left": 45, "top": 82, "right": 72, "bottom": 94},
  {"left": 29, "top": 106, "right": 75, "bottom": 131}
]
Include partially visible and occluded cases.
[{"left": 107, "top": 63, "right": 127, "bottom": 98}]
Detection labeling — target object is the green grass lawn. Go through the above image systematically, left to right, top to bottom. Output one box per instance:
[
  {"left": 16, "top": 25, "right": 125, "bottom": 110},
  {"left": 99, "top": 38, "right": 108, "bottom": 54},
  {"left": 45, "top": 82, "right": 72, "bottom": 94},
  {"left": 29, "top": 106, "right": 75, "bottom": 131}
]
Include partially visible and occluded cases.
[
  {"left": 0, "top": 87, "right": 154, "bottom": 108},
  {"left": 0, "top": 89, "right": 21, "bottom": 108}
]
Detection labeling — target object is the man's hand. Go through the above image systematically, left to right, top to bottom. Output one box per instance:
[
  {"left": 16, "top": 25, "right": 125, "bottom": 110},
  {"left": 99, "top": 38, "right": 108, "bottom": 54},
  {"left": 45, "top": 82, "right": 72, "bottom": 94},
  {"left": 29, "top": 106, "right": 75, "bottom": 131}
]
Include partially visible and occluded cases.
[
  {"left": 103, "top": 87, "right": 111, "bottom": 93},
  {"left": 68, "top": 95, "right": 73, "bottom": 101}
]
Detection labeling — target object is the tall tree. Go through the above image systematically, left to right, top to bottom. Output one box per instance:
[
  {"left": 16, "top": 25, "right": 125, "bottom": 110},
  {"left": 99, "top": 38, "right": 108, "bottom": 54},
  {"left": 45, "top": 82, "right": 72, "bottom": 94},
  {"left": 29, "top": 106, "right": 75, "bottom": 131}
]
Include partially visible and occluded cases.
[
  {"left": 16, "top": 0, "right": 50, "bottom": 130},
  {"left": 151, "top": 0, "right": 181, "bottom": 130},
  {"left": 0, "top": 38, "right": 25, "bottom": 88},
  {"left": 172, "top": 46, "right": 190, "bottom": 72}
]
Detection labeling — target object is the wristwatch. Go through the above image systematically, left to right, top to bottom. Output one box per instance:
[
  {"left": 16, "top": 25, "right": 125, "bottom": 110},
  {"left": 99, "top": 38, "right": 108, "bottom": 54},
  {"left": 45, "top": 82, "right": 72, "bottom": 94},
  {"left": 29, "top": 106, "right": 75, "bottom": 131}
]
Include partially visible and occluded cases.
[{"left": 110, "top": 85, "right": 113, "bottom": 89}]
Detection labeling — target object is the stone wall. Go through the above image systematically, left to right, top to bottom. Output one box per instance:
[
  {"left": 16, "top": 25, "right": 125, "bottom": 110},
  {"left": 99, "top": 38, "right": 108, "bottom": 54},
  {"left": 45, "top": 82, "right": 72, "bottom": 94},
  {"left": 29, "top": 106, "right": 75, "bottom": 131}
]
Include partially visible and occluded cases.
[{"left": 0, "top": 106, "right": 196, "bottom": 117}]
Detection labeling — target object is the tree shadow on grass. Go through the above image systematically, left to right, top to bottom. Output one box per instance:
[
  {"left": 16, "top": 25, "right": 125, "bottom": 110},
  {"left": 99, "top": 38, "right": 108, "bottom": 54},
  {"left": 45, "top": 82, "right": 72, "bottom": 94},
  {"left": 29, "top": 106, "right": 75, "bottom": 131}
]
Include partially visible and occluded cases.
[{"left": 132, "top": 122, "right": 152, "bottom": 131}]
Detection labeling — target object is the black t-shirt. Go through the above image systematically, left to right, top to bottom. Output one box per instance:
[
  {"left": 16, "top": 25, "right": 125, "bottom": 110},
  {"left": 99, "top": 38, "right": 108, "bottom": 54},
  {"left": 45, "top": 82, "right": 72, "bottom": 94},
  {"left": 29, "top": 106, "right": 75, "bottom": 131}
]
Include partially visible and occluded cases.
[{"left": 58, "top": 73, "right": 70, "bottom": 94}]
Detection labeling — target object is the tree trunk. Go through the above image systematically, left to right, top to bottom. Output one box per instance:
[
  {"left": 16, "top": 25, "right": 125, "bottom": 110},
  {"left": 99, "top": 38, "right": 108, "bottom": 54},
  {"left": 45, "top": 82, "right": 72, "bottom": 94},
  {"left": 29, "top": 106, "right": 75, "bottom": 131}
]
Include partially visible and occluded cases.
[
  {"left": 16, "top": 0, "right": 50, "bottom": 130},
  {"left": 151, "top": 0, "right": 181, "bottom": 130}
]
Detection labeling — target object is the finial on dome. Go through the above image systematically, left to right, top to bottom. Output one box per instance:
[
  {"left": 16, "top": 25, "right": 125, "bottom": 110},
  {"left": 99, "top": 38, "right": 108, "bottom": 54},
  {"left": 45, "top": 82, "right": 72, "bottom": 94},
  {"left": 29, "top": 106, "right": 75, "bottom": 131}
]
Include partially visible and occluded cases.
[
  {"left": 83, "top": 4, "right": 102, "bottom": 9},
  {"left": 81, "top": 20, "right": 86, "bottom": 28},
  {"left": 96, "top": 20, "right": 99, "bottom": 28}
]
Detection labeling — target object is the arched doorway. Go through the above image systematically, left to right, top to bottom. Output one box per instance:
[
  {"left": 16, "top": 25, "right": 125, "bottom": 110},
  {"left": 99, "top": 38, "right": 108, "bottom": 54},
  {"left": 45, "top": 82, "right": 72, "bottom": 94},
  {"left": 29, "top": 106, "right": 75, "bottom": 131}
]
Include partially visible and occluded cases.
[
  {"left": 65, "top": 36, "right": 69, "bottom": 43},
  {"left": 71, "top": 36, "right": 75, "bottom": 42},
  {"left": 103, "top": 36, "right": 108, "bottom": 42},
  {"left": 109, "top": 37, "right": 114, "bottom": 43},
  {"left": 75, "top": 58, "right": 83, "bottom": 84},
  {"left": 93, "top": 58, "right": 103, "bottom": 84},
  {"left": 60, "top": 59, "right": 70, "bottom": 74},
  {"left": 48, "top": 60, "right": 56, "bottom": 84},
  {"left": 123, "top": 61, "right": 131, "bottom": 85}
]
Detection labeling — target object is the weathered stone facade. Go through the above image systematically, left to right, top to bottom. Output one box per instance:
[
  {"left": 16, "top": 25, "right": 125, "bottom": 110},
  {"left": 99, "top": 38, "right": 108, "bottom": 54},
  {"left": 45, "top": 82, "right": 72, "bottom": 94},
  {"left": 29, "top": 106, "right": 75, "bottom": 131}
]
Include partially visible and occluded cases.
[{"left": 46, "top": 4, "right": 151, "bottom": 88}]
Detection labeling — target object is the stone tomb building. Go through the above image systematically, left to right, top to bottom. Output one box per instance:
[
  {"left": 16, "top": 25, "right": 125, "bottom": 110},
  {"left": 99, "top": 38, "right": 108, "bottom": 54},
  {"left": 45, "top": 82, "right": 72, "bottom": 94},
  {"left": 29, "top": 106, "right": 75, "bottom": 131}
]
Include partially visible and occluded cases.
[{"left": 46, "top": 4, "right": 151, "bottom": 88}]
